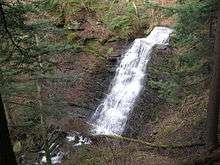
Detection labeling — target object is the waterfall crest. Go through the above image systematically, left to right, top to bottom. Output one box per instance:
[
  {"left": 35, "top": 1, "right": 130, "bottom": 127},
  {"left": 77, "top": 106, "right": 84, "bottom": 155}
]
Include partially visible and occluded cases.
[{"left": 91, "top": 27, "right": 173, "bottom": 135}]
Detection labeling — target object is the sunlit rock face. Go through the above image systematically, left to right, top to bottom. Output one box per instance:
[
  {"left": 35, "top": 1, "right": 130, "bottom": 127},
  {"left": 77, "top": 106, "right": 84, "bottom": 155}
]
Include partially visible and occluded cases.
[{"left": 90, "top": 27, "right": 173, "bottom": 135}]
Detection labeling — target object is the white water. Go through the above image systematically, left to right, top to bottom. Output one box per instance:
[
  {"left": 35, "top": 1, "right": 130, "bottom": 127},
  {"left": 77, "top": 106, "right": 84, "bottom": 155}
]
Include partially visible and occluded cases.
[{"left": 91, "top": 27, "right": 173, "bottom": 135}]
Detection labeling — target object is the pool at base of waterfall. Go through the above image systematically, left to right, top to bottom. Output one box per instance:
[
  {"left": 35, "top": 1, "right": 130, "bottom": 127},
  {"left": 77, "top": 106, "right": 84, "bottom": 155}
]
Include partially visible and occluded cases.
[{"left": 35, "top": 132, "right": 92, "bottom": 165}]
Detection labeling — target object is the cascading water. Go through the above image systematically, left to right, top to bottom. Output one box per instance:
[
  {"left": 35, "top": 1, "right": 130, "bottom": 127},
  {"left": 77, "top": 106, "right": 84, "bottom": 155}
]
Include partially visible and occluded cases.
[{"left": 91, "top": 26, "right": 173, "bottom": 135}]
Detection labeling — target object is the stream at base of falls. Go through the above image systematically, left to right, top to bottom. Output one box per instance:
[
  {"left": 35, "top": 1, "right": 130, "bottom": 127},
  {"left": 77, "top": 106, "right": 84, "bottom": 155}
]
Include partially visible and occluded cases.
[{"left": 34, "top": 132, "right": 91, "bottom": 165}]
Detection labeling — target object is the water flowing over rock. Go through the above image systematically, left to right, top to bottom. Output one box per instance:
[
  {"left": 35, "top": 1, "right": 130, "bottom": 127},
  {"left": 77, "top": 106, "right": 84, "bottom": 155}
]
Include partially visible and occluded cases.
[{"left": 90, "top": 27, "right": 173, "bottom": 135}]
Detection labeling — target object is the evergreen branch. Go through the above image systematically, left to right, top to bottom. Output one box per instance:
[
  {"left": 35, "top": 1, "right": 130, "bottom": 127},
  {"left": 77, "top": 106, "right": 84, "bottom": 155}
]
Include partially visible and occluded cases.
[
  {"left": 0, "top": 3, "right": 26, "bottom": 57},
  {"left": 7, "top": 101, "right": 94, "bottom": 112},
  {"left": 67, "top": 102, "right": 94, "bottom": 111}
]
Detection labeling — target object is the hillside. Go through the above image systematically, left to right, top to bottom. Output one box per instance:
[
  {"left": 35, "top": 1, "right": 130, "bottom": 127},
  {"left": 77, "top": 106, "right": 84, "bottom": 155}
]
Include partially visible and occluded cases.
[{"left": 0, "top": 0, "right": 219, "bottom": 164}]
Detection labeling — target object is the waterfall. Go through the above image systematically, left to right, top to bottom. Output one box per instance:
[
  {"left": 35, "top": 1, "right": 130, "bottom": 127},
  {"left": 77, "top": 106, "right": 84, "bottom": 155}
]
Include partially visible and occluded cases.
[{"left": 91, "top": 27, "right": 173, "bottom": 135}]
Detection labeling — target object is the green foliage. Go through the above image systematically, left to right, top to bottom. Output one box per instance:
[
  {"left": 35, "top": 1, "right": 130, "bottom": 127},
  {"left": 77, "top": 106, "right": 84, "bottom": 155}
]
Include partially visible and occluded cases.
[
  {"left": 0, "top": 0, "right": 79, "bottom": 130},
  {"left": 42, "top": 0, "right": 104, "bottom": 17},
  {"left": 42, "top": 0, "right": 150, "bottom": 40},
  {"left": 145, "top": 0, "right": 218, "bottom": 104},
  {"left": 172, "top": 0, "right": 218, "bottom": 90},
  {"left": 173, "top": 0, "right": 218, "bottom": 47},
  {"left": 102, "top": 1, "right": 149, "bottom": 39},
  {"left": 83, "top": 40, "right": 106, "bottom": 61},
  {"left": 107, "top": 47, "right": 114, "bottom": 54},
  {"left": 148, "top": 79, "right": 179, "bottom": 103}
]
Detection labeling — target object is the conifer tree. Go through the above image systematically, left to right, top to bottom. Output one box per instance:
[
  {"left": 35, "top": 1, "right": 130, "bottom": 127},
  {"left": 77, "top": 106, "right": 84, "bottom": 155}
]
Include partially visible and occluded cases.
[
  {"left": 207, "top": 8, "right": 220, "bottom": 151},
  {"left": 0, "top": 94, "right": 17, "bottom": 165}
]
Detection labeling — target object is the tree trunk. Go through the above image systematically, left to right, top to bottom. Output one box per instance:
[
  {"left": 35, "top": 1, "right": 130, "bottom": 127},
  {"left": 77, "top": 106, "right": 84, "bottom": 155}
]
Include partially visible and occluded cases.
[
  {"left": 207, "top": 9, "right": 220, "bottom": 150},
  {"left": 35, "top": 34, "right": 52, "bottom": 165},
  {"left": 0, "top": 94, "right": 17, "bottom": 165}
]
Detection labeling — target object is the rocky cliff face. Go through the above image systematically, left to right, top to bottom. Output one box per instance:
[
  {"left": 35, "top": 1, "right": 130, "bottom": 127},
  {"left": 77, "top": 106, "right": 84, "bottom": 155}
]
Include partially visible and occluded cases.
[{"left": 123, "top": 46, "right": 173, "bottom": 138}]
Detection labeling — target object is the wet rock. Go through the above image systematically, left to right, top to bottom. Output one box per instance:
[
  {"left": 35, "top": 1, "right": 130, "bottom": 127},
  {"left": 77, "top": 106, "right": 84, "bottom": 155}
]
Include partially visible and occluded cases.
[
  {"left": 66, "top": 21, "right": 84, "bottom": 31},
  {"left": 124, "top": 44, "right": 174, "bottom": 138},
  {"left": 107, "top": 54, "right": 120, "bottom": 63},
  {"left": 66, "top": 131, "right": 91, "bottom": 146}
]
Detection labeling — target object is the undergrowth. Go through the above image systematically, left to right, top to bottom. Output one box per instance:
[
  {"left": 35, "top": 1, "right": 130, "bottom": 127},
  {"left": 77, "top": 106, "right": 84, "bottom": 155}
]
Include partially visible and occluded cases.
[{"left": 147, "top": 0, "right": 218, "bottom": 104}]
